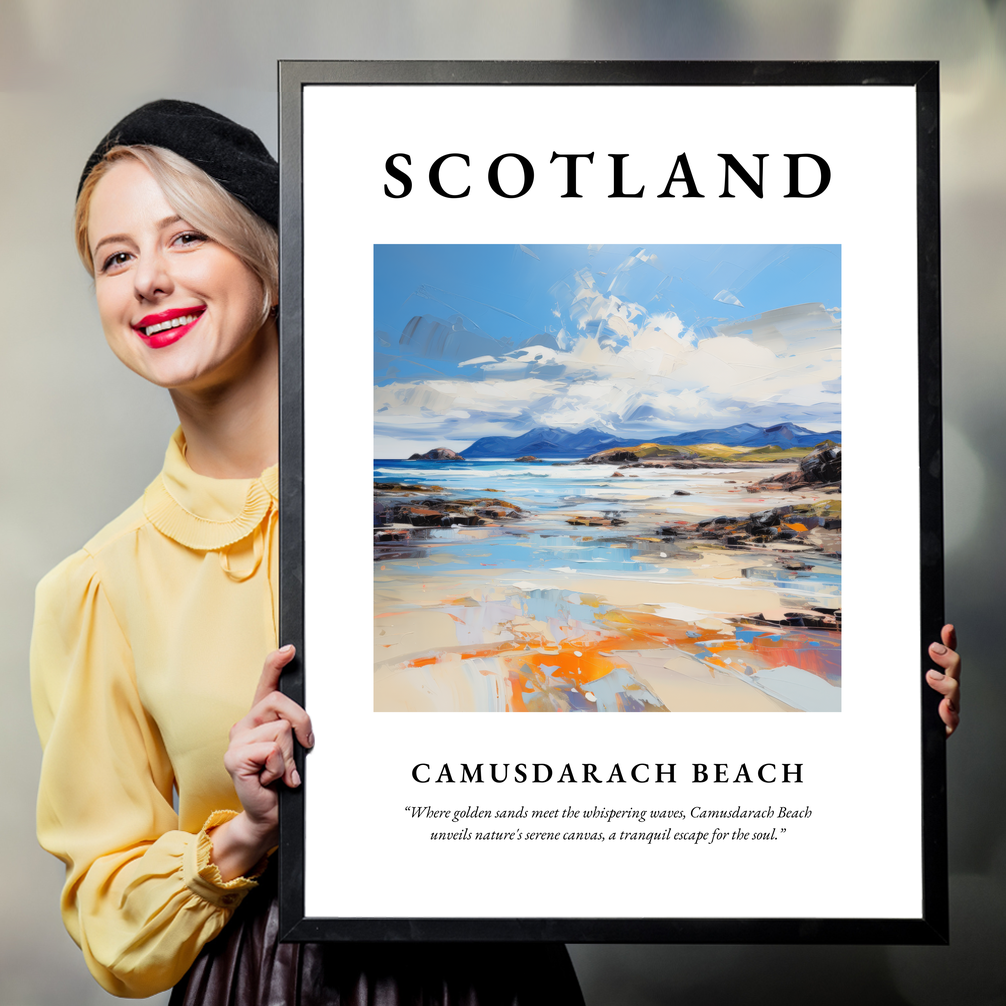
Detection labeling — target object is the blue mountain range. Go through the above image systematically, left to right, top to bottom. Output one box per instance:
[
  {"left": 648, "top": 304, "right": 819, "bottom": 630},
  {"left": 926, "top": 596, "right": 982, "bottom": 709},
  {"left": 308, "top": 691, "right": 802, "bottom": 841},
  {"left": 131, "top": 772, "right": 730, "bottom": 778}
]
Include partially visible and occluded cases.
[{"left": 462, "top": 423, "right": 841, "bottom": 458}]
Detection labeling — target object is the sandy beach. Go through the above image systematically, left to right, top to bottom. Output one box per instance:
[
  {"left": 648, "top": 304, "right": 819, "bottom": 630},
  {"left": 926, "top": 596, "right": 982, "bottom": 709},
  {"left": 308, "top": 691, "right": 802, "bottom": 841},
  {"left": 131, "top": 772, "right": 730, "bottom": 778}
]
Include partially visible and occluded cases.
[{"left": 374, "top": 463, "right": 841, "bottom": 713}]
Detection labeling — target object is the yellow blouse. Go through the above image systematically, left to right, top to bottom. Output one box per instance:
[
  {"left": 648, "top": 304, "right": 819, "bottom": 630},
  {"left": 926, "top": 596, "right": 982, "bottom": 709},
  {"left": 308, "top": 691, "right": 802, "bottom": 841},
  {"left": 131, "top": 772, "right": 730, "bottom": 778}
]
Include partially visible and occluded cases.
[{"left": 31, "top": 429, "right": 279, "bottom": 998}]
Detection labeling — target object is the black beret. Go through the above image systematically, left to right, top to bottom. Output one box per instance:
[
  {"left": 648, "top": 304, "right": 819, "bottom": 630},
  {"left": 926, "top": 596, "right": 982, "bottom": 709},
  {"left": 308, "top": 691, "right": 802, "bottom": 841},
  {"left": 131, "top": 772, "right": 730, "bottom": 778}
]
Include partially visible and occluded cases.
[{"left": 78, "top": 99, "right": 278, "bottom": 228}]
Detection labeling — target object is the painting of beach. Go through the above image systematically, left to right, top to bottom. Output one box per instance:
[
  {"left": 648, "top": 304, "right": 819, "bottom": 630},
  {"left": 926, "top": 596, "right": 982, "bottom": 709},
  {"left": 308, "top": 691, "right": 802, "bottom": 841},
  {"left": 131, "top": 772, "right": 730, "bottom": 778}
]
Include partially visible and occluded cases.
[{"left": 374, "top": 244, "right": 841, "bottom": 712}]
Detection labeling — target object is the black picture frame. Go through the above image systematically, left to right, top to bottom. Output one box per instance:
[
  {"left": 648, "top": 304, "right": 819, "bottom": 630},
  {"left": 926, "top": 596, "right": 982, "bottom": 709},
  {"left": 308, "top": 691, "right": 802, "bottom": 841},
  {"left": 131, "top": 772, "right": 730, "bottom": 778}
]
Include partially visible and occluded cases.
[{"left": 277, "top": 60, "right": 945, "bottom": 944}]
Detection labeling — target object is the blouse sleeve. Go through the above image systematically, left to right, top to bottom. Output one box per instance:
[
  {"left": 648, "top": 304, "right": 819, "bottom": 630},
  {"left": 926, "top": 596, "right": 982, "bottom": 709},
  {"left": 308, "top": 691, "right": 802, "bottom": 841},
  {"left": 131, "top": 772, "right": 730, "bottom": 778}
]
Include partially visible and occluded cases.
[{"left": 31, "top": 549, "right": 262, "bottom": 998}]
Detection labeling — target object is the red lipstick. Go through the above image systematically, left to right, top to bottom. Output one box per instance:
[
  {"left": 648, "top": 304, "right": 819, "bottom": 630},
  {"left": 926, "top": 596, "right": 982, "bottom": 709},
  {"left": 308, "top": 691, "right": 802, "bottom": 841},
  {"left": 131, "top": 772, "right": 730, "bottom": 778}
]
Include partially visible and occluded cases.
[{"left": 132, "top": 306, "right": 206, "bottom": 349}]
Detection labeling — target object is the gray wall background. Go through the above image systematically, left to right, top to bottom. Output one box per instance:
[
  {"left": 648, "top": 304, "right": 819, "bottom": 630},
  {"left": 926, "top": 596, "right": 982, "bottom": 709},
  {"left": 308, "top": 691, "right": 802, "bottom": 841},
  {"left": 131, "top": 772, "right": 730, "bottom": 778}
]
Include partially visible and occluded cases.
[{"left": 2, "top": 2, "right": 1003, "bottom": 1003}]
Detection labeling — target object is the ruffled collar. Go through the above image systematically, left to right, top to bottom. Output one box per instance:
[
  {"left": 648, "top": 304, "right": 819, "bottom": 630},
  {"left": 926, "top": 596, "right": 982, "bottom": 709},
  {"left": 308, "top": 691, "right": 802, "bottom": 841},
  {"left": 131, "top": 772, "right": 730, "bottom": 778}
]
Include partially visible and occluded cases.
[{"left": 143, "top": 428, "right": 278, "bottom": 551}]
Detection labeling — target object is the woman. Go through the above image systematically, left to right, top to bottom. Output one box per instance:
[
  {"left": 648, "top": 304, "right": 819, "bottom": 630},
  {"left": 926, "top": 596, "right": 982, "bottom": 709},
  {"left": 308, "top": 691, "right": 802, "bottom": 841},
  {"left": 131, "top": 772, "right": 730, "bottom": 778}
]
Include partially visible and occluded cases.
[{"left": 31, "top": 100, "right": 585, "bottom": 1003}]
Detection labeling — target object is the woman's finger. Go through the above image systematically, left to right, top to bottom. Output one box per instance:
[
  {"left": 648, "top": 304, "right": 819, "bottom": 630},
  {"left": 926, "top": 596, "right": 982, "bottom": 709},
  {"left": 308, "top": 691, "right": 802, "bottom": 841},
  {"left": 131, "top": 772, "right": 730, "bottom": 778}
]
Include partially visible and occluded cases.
[
  {"left": 941, "top": 623, "right": 957, "bottom": 653},
  {"left": 928, "top": 641, "right": 961, "bottom": 681},
  {"left": 252, "top": 644, "right": 296, "bottom": 707},
  {"left": 925, "top": 668, "right": 959, "bottom": 703},
  {"left": 926, "top": 668, "right": 960, "bottom": 737},
  {"left": 929, "top": 687, "right": 960, "bottom": 736},
  {"left": 244, "top": 690, "right": 313, "bottom": 749},
  {"left": 939, "top": 698, "right": 961, "bottom": 737},
  {"left": 240, "top": 718, "right": 301, "bottom": 788},
  {"left": 255, "top": 720, "right": 297, "bottom": 788},
  {"left": 224, "top": 739, "right": 287, "bottom": 787},
  {"left": 256, "top": 742, "right": 287, "bottom": 787}
]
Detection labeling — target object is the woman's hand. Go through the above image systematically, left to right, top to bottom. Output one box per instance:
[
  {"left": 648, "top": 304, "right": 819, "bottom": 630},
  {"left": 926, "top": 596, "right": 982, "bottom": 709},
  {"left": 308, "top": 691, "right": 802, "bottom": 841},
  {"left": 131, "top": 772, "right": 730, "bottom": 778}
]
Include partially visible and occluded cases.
[
  {"left": 926, "top": 624, "right": 961, "bottom": 738},
  {"left": 209, "top": 645, "right": 314, "bottom": 881}
]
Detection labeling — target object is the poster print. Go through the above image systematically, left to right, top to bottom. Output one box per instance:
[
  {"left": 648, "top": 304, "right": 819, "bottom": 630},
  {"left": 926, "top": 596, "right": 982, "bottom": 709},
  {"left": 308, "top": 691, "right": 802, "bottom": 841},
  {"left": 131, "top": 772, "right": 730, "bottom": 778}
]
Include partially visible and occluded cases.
[
  {"left": 279, "top": 62, "right": 945, "bottom": 943},
  {"left": 373, "top": 243, "right": 842, "bottom": 715}
]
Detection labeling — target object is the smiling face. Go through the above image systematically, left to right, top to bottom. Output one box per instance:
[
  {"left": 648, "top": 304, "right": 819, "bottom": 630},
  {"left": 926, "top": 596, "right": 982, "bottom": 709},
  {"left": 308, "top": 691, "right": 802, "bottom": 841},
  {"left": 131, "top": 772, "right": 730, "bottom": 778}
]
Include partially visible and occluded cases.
[{"left": 87, "top": 158, "right": 272, "bottom": 392}]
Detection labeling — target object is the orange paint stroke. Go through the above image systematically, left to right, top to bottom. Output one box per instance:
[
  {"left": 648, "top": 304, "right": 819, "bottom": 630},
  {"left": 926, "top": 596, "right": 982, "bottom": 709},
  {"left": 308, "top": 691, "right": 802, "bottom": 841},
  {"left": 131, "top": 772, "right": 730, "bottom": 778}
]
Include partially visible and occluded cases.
[{"left": 394, "top": 605, "right": 840, "bottom": 693}]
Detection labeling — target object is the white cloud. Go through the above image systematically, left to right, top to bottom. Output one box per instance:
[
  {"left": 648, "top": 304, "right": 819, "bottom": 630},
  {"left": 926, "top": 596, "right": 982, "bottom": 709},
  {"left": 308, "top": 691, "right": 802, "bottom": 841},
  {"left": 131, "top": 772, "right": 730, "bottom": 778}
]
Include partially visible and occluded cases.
[{"left": 377, "top": 271, "right": 841, "bottom": 442}]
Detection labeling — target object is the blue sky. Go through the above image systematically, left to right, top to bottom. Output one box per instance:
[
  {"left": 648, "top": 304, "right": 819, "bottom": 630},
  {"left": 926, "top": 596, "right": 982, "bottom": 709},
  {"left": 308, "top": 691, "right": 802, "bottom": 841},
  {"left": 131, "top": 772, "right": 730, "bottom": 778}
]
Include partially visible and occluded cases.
[{"left": 374, "top": 244, "right": 841, "bottom": 451}]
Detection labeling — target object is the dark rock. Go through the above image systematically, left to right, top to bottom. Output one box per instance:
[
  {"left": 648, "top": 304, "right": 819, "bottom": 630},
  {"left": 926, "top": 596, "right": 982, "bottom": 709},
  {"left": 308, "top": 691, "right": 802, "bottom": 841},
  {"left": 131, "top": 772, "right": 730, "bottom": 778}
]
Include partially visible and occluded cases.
[
  {"left": 752, "top": 443, "right": 842, "bottom": 491},
  {"left": 799, "top": 443, "right": 842, "bottom": 484},
  {"left": 408, "top": 448, "right": 466, "bottom": 461},
  {"left": 583, "top": 449, "right": 638, "bottom": 463},
  {"left": 375, "top": 481, "right": 447, "bottom": 494},
  {"left": 673, "top": 490, "right": 691, "bottom": 495},
  {"left": 653, "top": 498, "right": 841, "bottom": 554},
  {"left": 400, "top": 506, "right": 444, "bottom": 527},
  {"left": 478, "top": 506, "right": 517, "bottom": 520},
  {"left": 375, "top": 529, "right": 410, "bottom": 542},
  {"left": 812, "top": 606, "right": 842, "bottom": 625},
  {"left": 756, "top": 609, "right": 841, "bottom": 631}
]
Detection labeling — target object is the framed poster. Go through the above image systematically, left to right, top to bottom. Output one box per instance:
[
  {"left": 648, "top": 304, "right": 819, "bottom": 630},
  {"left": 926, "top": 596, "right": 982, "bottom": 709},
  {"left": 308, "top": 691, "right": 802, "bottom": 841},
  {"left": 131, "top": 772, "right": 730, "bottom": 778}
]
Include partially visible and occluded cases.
[{"left": 277, "top": 61, "right": 946, "bottom": 943}]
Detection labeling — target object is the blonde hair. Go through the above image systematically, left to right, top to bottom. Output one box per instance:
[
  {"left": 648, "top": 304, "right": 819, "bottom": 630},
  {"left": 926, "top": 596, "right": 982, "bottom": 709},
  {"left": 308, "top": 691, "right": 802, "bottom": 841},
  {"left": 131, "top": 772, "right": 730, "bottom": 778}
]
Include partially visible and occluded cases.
[{"left": 75, "top": 145, "right": 278, "bottom": 322}]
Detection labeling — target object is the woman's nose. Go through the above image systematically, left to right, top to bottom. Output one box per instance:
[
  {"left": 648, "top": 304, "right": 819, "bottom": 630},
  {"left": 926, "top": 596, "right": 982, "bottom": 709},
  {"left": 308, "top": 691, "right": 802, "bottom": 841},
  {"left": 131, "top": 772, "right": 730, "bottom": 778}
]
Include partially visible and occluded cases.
[{"left": 133, "top": 249, "right": 173, "bottom": 302}]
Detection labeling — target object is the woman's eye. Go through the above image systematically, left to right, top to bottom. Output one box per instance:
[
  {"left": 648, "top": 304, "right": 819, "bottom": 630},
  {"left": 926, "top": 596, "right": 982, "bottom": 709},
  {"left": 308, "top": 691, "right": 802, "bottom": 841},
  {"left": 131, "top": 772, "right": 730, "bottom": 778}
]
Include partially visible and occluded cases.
[
  {"left": 173, "top": 231, "right": 208, "bottom": 248},
  {"left": 101, "top": 251, "right": 132, "bottom": 273}
]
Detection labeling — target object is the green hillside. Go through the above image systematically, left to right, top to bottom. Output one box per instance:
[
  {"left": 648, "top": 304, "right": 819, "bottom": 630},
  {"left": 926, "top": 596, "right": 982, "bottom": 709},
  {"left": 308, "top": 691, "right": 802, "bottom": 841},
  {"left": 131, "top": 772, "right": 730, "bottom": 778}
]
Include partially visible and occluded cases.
[{"left": 588, "top": 441, "right": 826, "bottom": 463}]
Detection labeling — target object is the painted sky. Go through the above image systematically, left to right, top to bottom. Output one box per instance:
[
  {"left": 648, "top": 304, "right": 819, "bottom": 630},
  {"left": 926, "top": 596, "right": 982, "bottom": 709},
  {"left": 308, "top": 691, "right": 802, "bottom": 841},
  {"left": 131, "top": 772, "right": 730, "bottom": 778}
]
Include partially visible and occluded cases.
[{"left": 374, "top": 244, "right": 841, "bottom": 451}]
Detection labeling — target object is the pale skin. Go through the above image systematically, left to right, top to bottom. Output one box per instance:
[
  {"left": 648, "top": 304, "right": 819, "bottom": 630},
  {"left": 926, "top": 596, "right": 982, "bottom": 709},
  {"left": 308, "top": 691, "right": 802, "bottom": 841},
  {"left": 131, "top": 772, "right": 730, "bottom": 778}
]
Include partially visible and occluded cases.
[
  {"left": 85, "top": 157, "right": 961, "bottom": 883},
  {"left": 87, "top": 158, "right": 312, "bottom": 880},
  {"left": 928, "top": 624, "right": 961, "bottom": 737}
]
